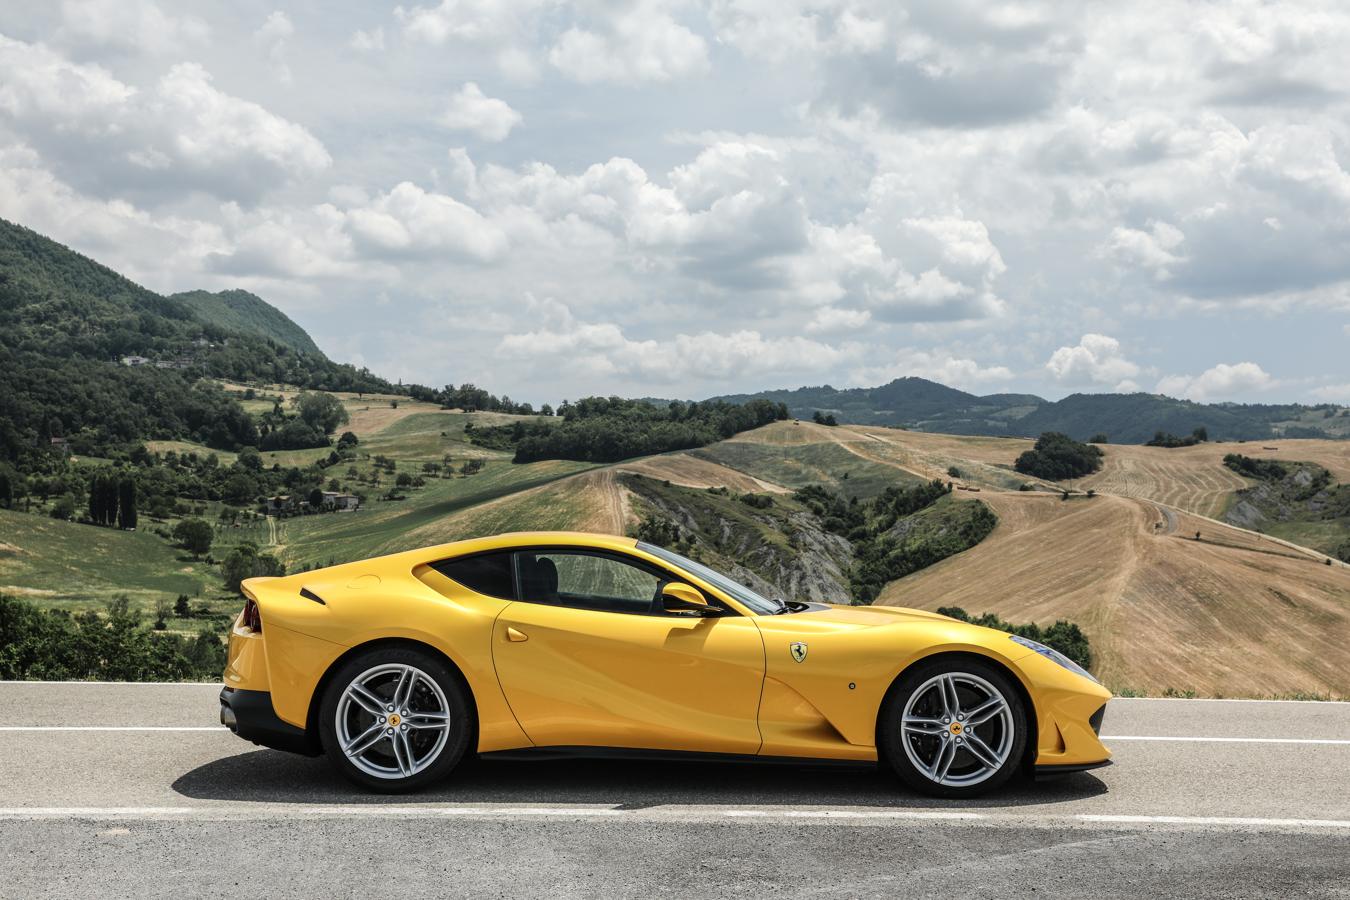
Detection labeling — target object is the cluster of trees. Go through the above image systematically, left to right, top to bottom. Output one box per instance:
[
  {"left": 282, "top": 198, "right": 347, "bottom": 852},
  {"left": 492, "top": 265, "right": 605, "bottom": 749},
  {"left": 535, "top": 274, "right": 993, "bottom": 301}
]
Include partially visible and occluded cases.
[
  {"left": 405, "top": 382, "right": 541, "bottom": 415},
  {"left": 256, "top": 392, "right": 351, "bottom": 451},
  {"left": 472, "top": 397, "right": 790, "bottom": 464},
  {"left": 812, "top": 411, "right": 839, "bottom": 426},
  {"left": 1146, "top": 427, "right": 1208, "bottom": 448},
  {"left": 1014, "top": 432, "right": 1104, "bottom": 480},
  {"left": 1222, "top": 453, "right": 1288, "bottom": 481},
  {"left": 87, "top": 471, "right": 136, "bottom": 529},
  {"left": 794, "top": 480, "right": 997, "bottom": 602},
  {"left": 850, "top": 501, "right": 997, "bottom": 603},
  {"left": 220, "top": 543, "right": 286, "bottom": 592},
  {"left": 0, "top": 594, "right": 225, "bottom": 681},
  {"left": 937, "top": 607, "right": 1093, "bottom": 670}
]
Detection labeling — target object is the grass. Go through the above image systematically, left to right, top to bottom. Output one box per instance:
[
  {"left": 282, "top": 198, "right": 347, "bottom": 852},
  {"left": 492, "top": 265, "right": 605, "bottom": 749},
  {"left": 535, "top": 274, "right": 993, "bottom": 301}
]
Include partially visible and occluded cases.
[
  {"left": 272, "top": 458, "right": 596, "bottom": 569},
  {"left": 0, "top": 507, "right": 220, "bottom": 610}
]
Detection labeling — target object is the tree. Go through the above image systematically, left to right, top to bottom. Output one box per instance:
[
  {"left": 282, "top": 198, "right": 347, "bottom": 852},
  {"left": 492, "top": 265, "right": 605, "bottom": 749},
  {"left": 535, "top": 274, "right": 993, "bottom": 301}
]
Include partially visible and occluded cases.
[
  {"left": 292, "top": 394, "right": 351, "bottom": 437},
  {"left": 540, "top": 404, "right": 554, "bottom": 417},
  {"left": 812, "top": 410, "right": 839, "bottom": 426},
  {"left": 336, "top": 431, "right": 358, "bottom": 448},
  {"left": 1014, "top": 433, "right": 1104, "bottom": 480},
  {"left": 1088, "top": 433, "right": 1109, "bottom": 444},
  {"left": 237, "top": 447, "right": 263, "bottom": 472},
  {"left": 946, "top": 466, "right": 963, "bottom": 478},
  {"left": 0, "top": 469, "right": 12, "bottom": 509},
  {"left": 88, "top": 471, "right": 119, "bottom": 526},
  {"left": 396, "top": 472, "right": 413, "bottom": 488},
  {"left": 222, "top": 473, "right": 257, "bottom": 506},
  {"left": 117, "top": 477, "right": 137, "bottom": 529},
  {"left": 308, "top": 487, "right": 324, "bottom": 509},
  {"left": 173, "top": 518, "right": 213, "bottom": 557},
  {"left": 221, "top": 543, "right": 286, "bottom": 592},
  {"left": 174, "top": 594, "right": 191, "bottom": 618}
]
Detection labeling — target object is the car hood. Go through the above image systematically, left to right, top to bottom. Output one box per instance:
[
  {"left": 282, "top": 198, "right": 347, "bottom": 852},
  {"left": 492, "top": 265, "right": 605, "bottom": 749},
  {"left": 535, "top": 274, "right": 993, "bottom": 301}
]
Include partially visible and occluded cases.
[{"left": 787, "top": 603, "right": 960, "bottom": 627}]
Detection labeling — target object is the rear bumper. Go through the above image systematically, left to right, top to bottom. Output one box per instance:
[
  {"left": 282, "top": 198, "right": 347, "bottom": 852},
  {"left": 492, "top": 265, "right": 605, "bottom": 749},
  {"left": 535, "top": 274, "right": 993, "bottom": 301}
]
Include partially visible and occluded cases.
[{"left": 219, "top": 687, "right": 320, "bottom": 757}]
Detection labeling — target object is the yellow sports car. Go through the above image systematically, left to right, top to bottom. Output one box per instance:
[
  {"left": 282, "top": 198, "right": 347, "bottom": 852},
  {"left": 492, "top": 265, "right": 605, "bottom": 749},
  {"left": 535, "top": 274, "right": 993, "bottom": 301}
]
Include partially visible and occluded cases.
[{"left": 220, "top": 531, "right": 1111, "bottom": 797}]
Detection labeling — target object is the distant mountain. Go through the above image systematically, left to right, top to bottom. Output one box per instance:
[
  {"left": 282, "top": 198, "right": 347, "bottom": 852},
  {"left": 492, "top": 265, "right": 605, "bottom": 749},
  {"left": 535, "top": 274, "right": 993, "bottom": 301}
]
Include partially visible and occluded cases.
[
  {"left": 172, "top": 289, "right": 323, "bottom": 357},
  {"left": 712, "top": 377, "right": 1046, "bottom": 435},
  {"left": 713, "top": 377, "right": 1349, "bottom": 444}
]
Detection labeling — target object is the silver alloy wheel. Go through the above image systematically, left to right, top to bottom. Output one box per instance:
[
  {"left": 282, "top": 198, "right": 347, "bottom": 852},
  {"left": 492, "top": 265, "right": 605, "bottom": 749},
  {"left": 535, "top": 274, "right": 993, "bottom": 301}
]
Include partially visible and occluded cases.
[
  {"left": 335, "top": 663, "right": 451, "bottom": 780},
  {"left": 899, "top": 671, "right": 1014, "bottom": 788}
]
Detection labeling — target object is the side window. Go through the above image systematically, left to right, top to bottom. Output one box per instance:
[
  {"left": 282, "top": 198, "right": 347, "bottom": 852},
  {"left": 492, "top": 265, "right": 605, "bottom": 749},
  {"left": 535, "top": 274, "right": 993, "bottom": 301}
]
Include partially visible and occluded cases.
[
  {"left": 516, "top": 550, "right": 662, "bottom": 615},
  {"left": 430, "top": 551, "right": 517, "bottom": 600}
]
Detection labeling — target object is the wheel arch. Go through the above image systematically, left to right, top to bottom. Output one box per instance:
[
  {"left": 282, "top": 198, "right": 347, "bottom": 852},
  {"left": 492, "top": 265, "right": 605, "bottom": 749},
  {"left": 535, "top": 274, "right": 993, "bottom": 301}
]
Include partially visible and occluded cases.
[
  {"left": 304, "top": 637, "right": 480, "bottom": 754},
  {"left": 876, "top": 649, "right": 1039, "bottom": 775}
]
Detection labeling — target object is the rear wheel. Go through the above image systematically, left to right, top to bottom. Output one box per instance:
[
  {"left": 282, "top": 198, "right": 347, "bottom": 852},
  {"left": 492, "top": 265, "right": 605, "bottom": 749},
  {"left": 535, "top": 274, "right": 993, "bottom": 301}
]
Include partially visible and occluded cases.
[
  {"left": 319, "top": 646, "right": 472, "bottom": 792},
  {"left": 880, "top": 657, "right": 1027, "bottom": 798}
]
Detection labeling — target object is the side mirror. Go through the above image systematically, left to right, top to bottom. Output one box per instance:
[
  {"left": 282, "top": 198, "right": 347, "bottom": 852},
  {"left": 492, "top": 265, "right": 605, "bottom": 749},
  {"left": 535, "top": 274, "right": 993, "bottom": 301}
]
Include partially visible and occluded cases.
[{"left": 662, "top": 582, "right": 715, "bottom": 616}]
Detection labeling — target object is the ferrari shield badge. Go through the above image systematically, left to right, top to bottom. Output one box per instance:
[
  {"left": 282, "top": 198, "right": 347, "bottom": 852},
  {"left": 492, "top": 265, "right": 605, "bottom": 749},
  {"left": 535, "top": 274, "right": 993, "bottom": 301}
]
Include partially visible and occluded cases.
[{"left": 790, "top": 641, "right": 808, "bottom": 663}]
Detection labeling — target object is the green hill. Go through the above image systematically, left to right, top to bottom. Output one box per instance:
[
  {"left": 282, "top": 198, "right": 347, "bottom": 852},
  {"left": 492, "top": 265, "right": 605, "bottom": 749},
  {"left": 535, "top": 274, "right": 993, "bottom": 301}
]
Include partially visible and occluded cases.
[
  {"left": 0, "top": 217, "right": 395, "bottom": 465},
  {"left": 172, "top": 289, "right": 323, "bottom": 356},
  {"left": 713, "top": 377, "right": 1348, "bottom": 444}
]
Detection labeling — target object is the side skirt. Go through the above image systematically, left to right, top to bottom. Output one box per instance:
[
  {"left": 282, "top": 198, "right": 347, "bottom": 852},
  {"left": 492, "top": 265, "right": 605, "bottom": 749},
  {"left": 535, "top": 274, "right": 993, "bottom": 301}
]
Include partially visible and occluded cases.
[{"left": 478, "top": 745, "right": 877, "bottom": 770}]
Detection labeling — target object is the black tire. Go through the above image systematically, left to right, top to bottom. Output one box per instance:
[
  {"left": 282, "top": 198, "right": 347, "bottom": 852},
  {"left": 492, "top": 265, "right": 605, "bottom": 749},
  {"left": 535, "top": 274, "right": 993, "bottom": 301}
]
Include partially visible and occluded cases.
[
  {"left": 319, "top": 645, "right": 473, "bottom": 793},
  {"left": 879, "top": 656, "right": 1027, "bottom": 799}
]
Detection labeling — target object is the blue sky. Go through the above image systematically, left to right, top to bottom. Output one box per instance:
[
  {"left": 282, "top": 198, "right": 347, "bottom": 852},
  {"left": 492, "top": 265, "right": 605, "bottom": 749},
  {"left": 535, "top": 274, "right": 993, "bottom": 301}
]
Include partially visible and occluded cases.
[{"left": 1, "top": 0, "right": 1348, "bottom": 405}]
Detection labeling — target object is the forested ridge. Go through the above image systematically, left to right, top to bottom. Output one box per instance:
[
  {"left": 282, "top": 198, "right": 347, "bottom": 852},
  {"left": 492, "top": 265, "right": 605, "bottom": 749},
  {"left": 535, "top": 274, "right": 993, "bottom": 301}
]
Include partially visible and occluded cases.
[
  {"left": 0, "top": 217, "right": 394, "bottom": 466},
  {"left": 470, "top": 396, "right": 791, "bottom": 463}
]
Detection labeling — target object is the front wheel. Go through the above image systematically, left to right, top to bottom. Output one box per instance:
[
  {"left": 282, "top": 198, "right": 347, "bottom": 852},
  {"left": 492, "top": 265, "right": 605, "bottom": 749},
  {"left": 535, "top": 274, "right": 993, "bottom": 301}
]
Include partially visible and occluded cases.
[
  {"left": 319, "top": 646, "right": 472, "bottom": 792},
  {"left": 879, "top": 658, "right": 1027, "bottom": 798}
]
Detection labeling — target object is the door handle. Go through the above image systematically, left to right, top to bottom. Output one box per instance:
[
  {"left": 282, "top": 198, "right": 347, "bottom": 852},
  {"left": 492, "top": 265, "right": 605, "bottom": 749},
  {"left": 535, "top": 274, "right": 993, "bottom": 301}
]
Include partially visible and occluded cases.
[{"left": 506, "top": 626, "right": 529, "bottom": 643}]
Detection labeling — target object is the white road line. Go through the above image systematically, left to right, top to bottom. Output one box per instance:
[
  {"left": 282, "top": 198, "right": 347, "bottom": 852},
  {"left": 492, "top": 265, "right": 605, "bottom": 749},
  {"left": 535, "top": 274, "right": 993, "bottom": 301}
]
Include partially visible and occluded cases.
[
  {"left": 0, "top": 681, "right": 220, "bottom": 687},
  {"left": 1109, "top": 697, "right": 1350, "bottom": 706},
  {"left": 0, "top": 726, "right": 223, "bottom": 732},
  {"left": 1104, "top": 735, "right": 1350, "bottom": 745},
  {"left": 0, "top": 807, "right": 1348, "bottom": 830},
  {"left": 725, "top": 810, "right": 984, "bottom": 821},
  {"left": 1080, "top": 815, "right": 1350, "bottom": 829}
]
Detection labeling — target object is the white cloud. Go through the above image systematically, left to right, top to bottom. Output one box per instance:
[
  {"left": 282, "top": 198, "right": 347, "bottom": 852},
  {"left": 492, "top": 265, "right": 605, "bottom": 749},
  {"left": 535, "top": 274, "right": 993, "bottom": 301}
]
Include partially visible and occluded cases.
[
  {"left": 57, "top": 0, "right": 208, "bottom": 54},
  {"left": 549, "top": 9, "right": 709, "bottom": 84},
  {"left": 254, "top": 11, "right": 295, "bottom": 85},
  {"left": 350, "top": 27, "right": 385, "bottom": 52},
  {"left": 0, "top": 37, "right": 329, "bottom": 203},
  {"left": 440, "top": 82, "right": 522, "bottom": 141},
  {"left": 345, "top": 181, "right": 507, "bottom": 262},
  {"left": 1103, "top": 221, "right": 1186, "bottom": 280},
  {"left": 498, "top": 297, "right": 844, "bottom": 383},
  {"left": 806, "top": 307, "right": 871, "bottom": 334},
  {"left": 1045, "top": 334, "right": 1142, "bottom": 389},
  {"left": 1156, "top": 362, "right": 1274, "bottom": 402}
]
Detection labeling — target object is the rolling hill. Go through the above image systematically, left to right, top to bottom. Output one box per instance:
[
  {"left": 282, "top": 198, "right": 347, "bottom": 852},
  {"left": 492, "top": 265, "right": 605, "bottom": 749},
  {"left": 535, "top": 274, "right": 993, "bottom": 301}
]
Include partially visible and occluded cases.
[{"left": 172, "top": 289, "right": 323, "bottom": 356}]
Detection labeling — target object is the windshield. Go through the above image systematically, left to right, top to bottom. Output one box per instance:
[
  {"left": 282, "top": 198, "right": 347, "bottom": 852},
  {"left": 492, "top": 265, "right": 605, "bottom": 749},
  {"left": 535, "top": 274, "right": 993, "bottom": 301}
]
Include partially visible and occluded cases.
[{"left": 637, "top": 542, "right": 782, "bottom": 615}]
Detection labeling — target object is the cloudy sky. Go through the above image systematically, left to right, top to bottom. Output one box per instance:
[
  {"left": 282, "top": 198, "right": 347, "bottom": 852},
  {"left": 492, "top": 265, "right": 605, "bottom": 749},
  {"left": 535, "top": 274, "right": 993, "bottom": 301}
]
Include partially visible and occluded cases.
[{"left": 2, "top": 0, "right": 1349, "bottom": 405}]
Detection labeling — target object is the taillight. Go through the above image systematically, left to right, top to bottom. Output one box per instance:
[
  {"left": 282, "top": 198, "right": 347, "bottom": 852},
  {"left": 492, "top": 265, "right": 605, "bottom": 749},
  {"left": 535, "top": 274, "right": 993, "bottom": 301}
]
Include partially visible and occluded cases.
[{"left": 241, "top": 597, "right": 262, "bottom": 632}]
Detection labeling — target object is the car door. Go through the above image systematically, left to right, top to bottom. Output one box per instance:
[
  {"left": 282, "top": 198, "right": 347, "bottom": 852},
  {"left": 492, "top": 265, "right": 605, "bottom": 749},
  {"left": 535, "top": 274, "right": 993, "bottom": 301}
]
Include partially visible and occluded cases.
[{"left": 492, "top": 548, "right": 766, "bottom": 754}]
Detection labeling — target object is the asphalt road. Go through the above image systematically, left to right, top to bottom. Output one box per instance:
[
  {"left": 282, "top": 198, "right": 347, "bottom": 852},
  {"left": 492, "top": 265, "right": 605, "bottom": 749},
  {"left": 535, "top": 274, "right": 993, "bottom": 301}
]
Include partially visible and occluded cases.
[{"left": 1, "top": 684, "right": 1348, "bottom": 899}]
